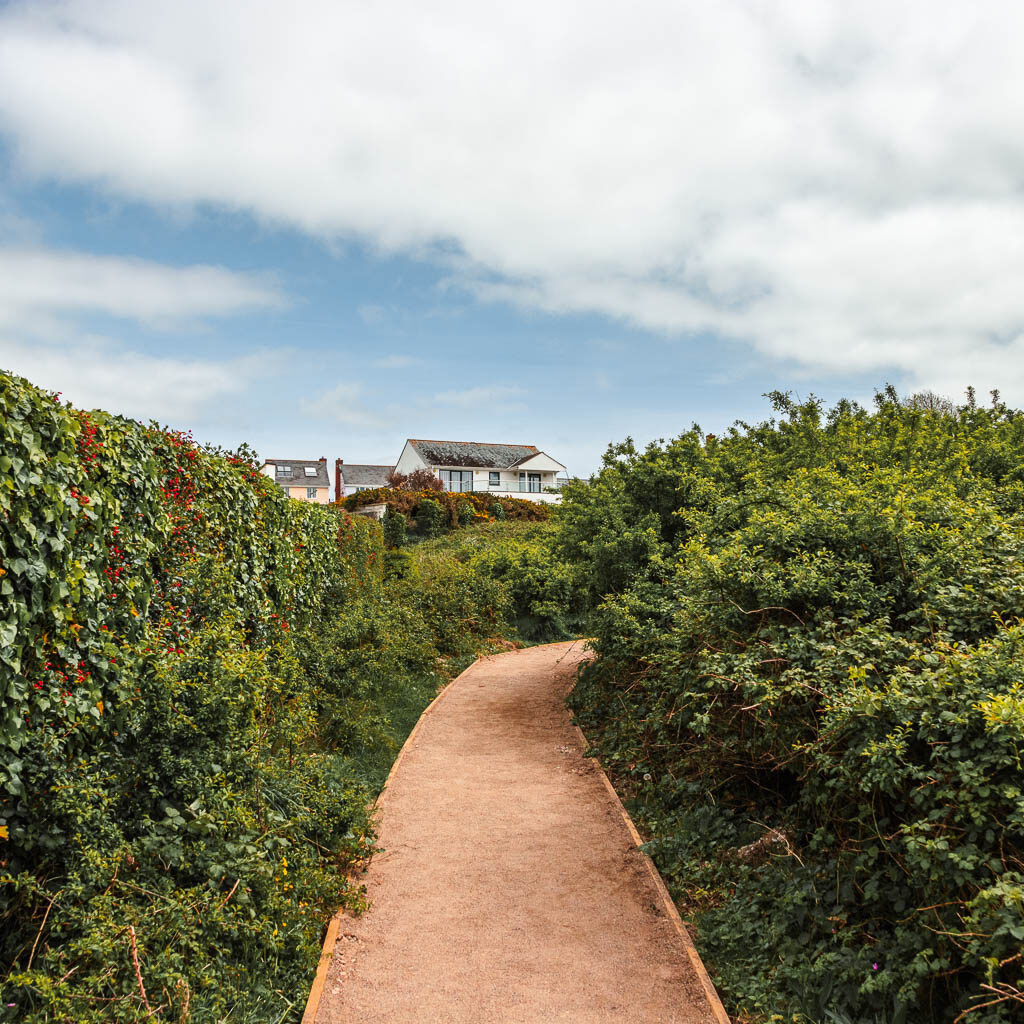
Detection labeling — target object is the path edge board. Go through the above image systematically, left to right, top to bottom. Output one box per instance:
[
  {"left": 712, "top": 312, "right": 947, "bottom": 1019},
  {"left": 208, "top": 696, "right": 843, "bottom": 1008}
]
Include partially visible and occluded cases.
[
  {"left": 301, "top": 639, "right": 731, "bottom": 1024},
  {"left": 299, "top": 662, "right": 463, "bottom": 1023},
  {"left": 568, "top": 711, "right": 732, "bottom": 1024}
]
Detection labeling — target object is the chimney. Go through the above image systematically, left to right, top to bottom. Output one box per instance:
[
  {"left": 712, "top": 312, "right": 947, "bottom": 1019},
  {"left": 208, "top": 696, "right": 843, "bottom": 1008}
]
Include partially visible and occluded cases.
[{"left": 335, "top": 458, "right": 344, "bottom": 502}]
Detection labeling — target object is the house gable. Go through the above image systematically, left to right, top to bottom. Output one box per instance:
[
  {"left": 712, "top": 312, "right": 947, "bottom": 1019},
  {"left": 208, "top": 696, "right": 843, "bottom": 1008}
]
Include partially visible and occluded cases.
[
  {"left": 396, "top": 440, "right": 430, "bottom": 475},
  {"left": 507, "top": 452, "right": 566, "bottom": 473}
]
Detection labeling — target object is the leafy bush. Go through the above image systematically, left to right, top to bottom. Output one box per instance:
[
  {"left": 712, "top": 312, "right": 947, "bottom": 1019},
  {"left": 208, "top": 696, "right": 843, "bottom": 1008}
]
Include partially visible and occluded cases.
[
  {"left": 0, "top": 372, "right": 514, "bottom": 1022},
  {"left": 564, "top": 390, "right": 1024, "bottom": 1022},
  {"left": 342, "top": 486, "right": 550, "bottom": 527},
  {"left": 415, "top": 497, "right": 445, "bottom": 538},
  {"left": 382, "top": 506, "right": 406, "bottom": 548},
  {"left": 410, "top": 521, "right": 586, "bottom": 643}
]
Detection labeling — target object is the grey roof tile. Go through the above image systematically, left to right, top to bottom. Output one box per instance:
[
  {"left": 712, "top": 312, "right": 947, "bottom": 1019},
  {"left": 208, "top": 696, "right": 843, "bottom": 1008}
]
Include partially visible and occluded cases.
[
  {"left": 409, "top": 439, "right": 538, "bottom": 469},
  {"left": 263, "top": 459, "right": 331, "bottom": 488},
  {"left": 341, "top": 464, "right": 394, "bottom": 487}
]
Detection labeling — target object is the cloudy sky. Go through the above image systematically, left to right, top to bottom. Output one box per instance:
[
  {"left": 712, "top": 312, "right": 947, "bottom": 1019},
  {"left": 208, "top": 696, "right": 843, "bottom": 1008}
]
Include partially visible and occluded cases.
[{"left": 0, "top": 0, "right": 1021, "bottom": 475}]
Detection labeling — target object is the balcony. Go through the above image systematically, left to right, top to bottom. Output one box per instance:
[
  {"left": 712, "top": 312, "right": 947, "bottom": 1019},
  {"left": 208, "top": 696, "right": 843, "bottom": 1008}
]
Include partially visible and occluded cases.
[{"left": 439, "top": 480, "right": 567, "bottom": 494}]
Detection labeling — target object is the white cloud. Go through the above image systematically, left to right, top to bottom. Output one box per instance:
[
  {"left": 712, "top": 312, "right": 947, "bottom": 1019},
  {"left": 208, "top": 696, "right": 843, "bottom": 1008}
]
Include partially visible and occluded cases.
[
  {"left": 2, "top": 1, "right": 1024, "bottom": 393},
  {"left": 0, "top": 244, "right": 288, "bottom": 420},
  {"left": 0, "top": 247, "right": 285, "bottom": 330},
  {"left": 0, "top": 333, "right": 280, "bottom": 423},
  {"left": 299, "top": 382, "right": 384, "bottom": 427}
]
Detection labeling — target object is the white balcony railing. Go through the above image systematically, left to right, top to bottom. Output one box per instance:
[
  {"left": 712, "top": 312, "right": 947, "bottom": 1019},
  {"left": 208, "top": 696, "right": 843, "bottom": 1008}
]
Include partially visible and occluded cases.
[{"left": 440, "top": 479, "right": 567, "bottom": 494}]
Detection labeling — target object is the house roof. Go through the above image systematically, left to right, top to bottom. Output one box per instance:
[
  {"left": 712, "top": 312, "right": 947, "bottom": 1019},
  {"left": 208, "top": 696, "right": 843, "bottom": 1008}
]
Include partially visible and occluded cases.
[
  {"left": 408, "top": 439, "right": 539, "bottom": 469},
  {"left": 506, "top": 450, "right": 567, "bottom": 471},
  {"left": 262, "top": 459, "right": 331, "bottom": 488},
  {"left": 341, "top": 464, "right": 394, "bottom": 487}
]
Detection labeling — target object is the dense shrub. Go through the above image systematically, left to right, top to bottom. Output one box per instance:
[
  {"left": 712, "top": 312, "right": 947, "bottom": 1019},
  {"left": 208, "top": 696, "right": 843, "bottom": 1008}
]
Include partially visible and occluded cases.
[
  {"left": 0, "top": 372, "right": 512, "bottom": 1022},
  {"left": 564, "top": 390, "right": 1024, "bottom": 1023},
  {"left": 342, "top": 486, "right": 550, "bottom": 528},
  {"left": 415, "top": 497, "right": 445, "bottom": 538},
  {"left": 381, "top": 506, "right": 406, "bottom": 549},
  {"left": 411, "top": 522, "right": 587, "bottom": 643}
]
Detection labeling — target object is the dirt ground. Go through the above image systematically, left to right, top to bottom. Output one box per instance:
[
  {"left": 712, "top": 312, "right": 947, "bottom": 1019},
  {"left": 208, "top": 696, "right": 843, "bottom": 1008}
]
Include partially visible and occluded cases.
[{"left": 312, "top": 641, "right": 724, "bottom": 1023}]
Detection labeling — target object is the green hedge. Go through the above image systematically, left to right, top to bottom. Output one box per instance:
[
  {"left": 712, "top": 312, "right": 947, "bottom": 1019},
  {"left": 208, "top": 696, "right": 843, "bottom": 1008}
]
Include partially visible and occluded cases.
[
  {"left": 0, "top": 372, "right": 509, "bottom": 1022},
  {"left": 564, "top": 390, "right": 1024, "bottom": 1023}
]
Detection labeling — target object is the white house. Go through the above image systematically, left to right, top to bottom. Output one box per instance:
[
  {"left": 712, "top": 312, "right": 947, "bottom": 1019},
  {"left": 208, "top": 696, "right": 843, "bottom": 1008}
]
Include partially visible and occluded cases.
[
  {"left": 395, "top": 439, "right": 567, "bottom": 504},
  {"left": 260, "top": 458, "right": 331, "bottom": 503}
]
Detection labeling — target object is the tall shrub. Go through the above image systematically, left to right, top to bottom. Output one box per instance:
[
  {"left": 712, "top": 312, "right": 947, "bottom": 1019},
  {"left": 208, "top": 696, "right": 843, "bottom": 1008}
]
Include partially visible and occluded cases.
[
  {"left": 0, "top": 372, "right": 512, "bottom": 1022},
  {"left": 564, "top": 391, "right": 1024, "bottom": 1022}
]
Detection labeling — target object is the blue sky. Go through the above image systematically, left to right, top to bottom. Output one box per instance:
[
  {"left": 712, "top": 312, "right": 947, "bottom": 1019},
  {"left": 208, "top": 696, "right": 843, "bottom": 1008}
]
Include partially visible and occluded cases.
[{"left": 1, "top": 1, "right": 1022, "bottom": 476}]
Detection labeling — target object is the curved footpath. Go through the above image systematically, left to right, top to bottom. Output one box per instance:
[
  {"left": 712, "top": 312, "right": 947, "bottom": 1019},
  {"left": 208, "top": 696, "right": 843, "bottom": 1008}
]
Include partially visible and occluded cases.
[{"left": 306, "top": 641, "right": 730, "bottom": 1023}]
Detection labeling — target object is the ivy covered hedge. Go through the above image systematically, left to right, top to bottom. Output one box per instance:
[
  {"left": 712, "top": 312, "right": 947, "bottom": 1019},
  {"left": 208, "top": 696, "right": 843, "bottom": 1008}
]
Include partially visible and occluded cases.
[
  {"left": 0, "top": 372, "right": 509, "bottom": 1022},
  {"left": 562, "top": 390, "right": 1024, "bottom": 1023}
]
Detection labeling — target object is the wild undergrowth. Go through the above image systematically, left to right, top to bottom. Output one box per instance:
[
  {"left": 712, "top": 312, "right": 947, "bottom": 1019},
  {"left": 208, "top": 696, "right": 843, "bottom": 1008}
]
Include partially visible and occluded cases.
[
  {"left": 0, "top": 371, "right": 511, "bottom": 1022},
  {"left": 562, "top": 388, "right": 1024, "bottom": 1023},
  {"left": 405, "top": 520, "right": 587, "bottom": 644}
]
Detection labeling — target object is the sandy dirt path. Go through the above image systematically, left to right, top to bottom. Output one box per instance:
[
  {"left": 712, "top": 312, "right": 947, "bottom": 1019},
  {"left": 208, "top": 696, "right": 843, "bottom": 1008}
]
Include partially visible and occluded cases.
[{"left": 312, "top": 641, "right": 725, "bottom": 1023}]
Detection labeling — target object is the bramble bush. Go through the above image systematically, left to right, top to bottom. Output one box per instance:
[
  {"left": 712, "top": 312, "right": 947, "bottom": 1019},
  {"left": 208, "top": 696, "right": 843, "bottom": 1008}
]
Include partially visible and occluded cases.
[
  {"left": 0, "top": 372, "right": 512, "bottom": 1022},
  {"left": 564, "top": 389, "right": 1024, "bottom": 1023}
]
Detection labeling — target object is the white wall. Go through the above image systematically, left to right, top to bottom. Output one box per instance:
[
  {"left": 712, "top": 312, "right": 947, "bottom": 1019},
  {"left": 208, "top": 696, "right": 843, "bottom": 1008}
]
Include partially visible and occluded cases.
[
  {"left": 395, "top": 442, "right": 428, "bottom": 475},
  {"left": 512, "top": 452, "right": 566, "bottom": 473},
  {"left": 441, "top": 467, "right": 562, "bottom": 503}
]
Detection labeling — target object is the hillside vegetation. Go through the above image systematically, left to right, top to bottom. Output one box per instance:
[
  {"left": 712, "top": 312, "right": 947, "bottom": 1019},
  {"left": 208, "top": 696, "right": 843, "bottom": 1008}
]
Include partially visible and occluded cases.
[
  {"left": 7, "top": 367, "right": 1024, "bottom": 1024},
  {"left": 0, "top": 372, "right": 514, "bottom": 1022},
  {"left": 562, "top": 389, "right": 1024, "bottom": 1022}
]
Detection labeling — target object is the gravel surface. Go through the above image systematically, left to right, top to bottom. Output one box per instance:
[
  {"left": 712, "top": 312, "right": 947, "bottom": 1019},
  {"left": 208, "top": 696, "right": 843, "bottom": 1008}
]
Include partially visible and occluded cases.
[{"left": 314, "top": 641, "right": 720, "bottom": 1023}]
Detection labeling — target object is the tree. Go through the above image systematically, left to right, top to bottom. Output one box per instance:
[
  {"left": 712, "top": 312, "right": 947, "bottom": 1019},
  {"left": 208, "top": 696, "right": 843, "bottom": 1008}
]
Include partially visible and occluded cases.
[
  {"left": 904, "top": 389, "right": 955, "bottom": 415},
  {"left": 385, "top": 467, "right": 443, "bottom": 491},
  {"left": 406, "top": 468, "right": 443, "bottom": 491}
]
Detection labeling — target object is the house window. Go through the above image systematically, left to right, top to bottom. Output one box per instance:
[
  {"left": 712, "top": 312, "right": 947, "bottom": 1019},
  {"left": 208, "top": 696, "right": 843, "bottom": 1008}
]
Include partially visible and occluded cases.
[
  {"left": 276, "top": 464, "right": 291, "bottom": 476},
  {"left": 304, "top": 467, "right": 317, "bottom": 477},
  {"left": 439, "top": 469, "right": 473, "bottom": 492},
  {"left": 489, "top": 471, "right": 500, "bottom": 488},
  {"left": 520, "top": 472, "right": 541, "bottom": 493},
  {"left": 307, "top": 487, "right": 318, "bottom": 499}
]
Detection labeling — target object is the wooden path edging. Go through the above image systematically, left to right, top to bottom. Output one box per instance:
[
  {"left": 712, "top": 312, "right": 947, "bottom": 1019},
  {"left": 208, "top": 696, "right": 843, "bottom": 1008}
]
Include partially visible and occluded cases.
[
  {"left": 301, "top": 640, "right": 732, "bottom": 1024},
  {"left": 553, "top": 640, "right": 731, "bottom": 1023},
  {"left": 300, "top": 669, "right": 460, "bottom": 1023}
]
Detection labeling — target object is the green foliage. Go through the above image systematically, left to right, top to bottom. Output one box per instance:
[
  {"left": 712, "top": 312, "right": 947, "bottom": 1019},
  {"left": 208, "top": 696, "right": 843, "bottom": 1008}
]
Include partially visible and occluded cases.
[
  {"left": 0, "top": 372, "right": 514, "bottom": 1022},
  {"left": 563, "top": 390, "right": 1024, "bottom": 1022},
  {"left": 342, "top": 486, "right": 550, "bottom": 528},
  {"left": 416, "top": 497, "right": 445, "bottom": 538},
  {"left": 381, "top": 506, "right": 406, "bottom": 549},
  {"left": 411, "top": 521, "right": 587, "bottom": 643}
]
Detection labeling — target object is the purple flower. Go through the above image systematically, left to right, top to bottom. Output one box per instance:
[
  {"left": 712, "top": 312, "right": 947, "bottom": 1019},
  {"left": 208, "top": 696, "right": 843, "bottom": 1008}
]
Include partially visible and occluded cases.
[{"left": 872, "top": 962, "right": 879, "bottom": 971}]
